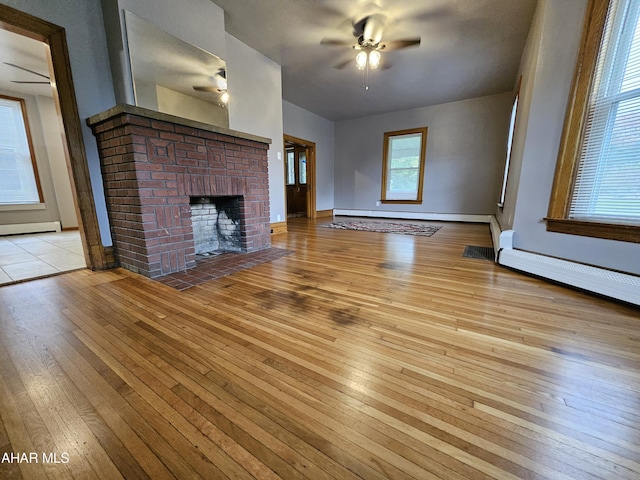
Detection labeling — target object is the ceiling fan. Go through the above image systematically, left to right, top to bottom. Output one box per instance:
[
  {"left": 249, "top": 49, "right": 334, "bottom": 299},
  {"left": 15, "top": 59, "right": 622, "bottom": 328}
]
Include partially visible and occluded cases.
[
  {"left": 321, "top": 14, "right": 421, "bottom": 72},
  {"left": 4, "top": 62, "right": 51, "bottom": 84},
  {"left": 192, "top": 67, "right": 229, "bottom": 105}
]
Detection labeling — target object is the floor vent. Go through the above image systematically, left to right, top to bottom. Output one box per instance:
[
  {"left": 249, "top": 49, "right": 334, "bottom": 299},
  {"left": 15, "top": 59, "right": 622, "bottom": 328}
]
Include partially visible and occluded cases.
[{"left": 463, "top": 245, "right": 495, "bottom": 261}]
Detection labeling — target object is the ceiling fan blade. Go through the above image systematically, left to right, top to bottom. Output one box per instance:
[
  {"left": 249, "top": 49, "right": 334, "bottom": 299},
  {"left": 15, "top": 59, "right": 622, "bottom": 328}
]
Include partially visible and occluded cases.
[
  {"left": 352, "top": 16, "right": 367, "bottom": 38},
  {"left": 321, "top": 38, "right": 354, "bottom": 46},
  {"left": 382, "top": 38, "right": 421, "bottom": 51},
  {"left": 333, "top": 58, "right": 354, "bottom": 70},
  {"left": 3, "top": 62, "right": 50, "bottom": 80},
  {"left": 10, "top": 81, "right": 50, "bottom": 84},
  {"left": 193, "top": 86, "right": 221, "bottom": 93}
]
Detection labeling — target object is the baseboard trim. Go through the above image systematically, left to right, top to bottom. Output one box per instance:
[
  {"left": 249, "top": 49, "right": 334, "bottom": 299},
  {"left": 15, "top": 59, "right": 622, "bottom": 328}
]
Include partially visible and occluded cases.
[
  {"left": 316, "top": 209, "right": 334, "bottom": 218},
  {"left": 333, "top": 209, "right": 492, "bottom": 223},
  {"left": 489, "top": 216, "right": 501, "bottom": 260},
  {"left": 0, "top": 221, "right": 61, "bottom": 236},
  {"left": 270, "top": 221, "right": 287, "bottom": 235},
  {"left": 103, "top": 246, "right": 118, "bottom": 269}
]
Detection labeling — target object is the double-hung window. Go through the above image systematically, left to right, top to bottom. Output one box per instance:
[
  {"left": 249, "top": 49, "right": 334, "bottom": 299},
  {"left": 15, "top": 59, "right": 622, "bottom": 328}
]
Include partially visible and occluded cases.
[
  {"left": 548, "top": 0, "right": 640, "bottom": 242},
  {"left": 498, "top": 77, "right": 522, "bottom": 208},
  {"left": 0, "top": 96, "right": 41, "bottom": 205},
  {"left": 381, "top": 127, "right": 427, "bottom": 203}
]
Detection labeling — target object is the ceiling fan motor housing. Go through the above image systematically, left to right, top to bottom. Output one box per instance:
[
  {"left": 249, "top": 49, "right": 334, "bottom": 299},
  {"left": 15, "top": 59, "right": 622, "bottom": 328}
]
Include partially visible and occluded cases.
[{"left": 362, "top": 14, "right": 386, "bottom": 45}]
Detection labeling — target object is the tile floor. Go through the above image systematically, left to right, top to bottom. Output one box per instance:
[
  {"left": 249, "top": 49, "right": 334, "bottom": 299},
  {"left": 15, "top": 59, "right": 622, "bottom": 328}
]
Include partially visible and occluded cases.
[
  {"left": 0, "top": 230, "right": 86, "bottom": 286},
  {"left": 155, "top": 247, "right": 293, "bottom": 290}
]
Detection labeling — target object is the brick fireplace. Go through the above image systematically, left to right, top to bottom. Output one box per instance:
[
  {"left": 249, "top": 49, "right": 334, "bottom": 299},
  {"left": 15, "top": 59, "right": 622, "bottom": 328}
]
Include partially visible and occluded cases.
[{"left": 87, "top": 105, "right": 271, "bottom": 278}]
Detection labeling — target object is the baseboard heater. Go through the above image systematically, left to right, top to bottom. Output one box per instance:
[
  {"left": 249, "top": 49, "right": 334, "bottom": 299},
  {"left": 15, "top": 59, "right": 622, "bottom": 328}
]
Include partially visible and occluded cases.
[
  {"left": 334, "top": 209, "right": 492, "bottom": 223},
  {"left": 0, "top": 221, "right": 61, "bottom": 236},
  {"left": 494, "top": 225, "right": 639, "bottom": 306}
]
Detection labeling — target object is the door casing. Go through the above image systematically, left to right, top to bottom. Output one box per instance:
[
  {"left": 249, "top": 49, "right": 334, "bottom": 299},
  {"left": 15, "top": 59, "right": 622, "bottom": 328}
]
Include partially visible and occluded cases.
[{"left": 283, "top": 134, "right": 316, "bottom": 219}]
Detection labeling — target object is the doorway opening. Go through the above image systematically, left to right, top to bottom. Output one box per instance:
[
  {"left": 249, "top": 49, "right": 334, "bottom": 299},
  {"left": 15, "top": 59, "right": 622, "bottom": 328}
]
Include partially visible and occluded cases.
[
  {"left": 0, "top": 3, "right": 108, "bottom": 284},
  {"left": 284, "top": 134, "right": 316, "bottom": 219}
]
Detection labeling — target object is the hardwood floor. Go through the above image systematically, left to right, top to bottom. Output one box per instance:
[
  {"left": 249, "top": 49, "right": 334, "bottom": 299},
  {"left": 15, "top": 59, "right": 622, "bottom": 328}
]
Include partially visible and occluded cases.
[{"left": 1, "top": 217, "right": 639, "bottom": 479}]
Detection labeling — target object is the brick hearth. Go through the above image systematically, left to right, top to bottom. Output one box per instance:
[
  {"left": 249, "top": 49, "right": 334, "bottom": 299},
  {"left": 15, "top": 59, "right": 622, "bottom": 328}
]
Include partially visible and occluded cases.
[{"left": 87, "top": 105, "right": 271, "bottom": 278}]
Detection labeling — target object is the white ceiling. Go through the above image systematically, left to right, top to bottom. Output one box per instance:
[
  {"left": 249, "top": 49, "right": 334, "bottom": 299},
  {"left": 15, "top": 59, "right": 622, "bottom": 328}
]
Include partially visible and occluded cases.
[
  {"left": 211, "top": 0, "right": 538, "bottom": 120},
  {"left": 0, "top": 28, "right": 52, "bottom": 98}
]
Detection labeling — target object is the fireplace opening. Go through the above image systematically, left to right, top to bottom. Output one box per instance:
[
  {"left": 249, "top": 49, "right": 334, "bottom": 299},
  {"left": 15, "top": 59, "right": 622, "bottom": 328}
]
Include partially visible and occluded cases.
[{"left": 190, "top": 196, "right": 242, "bottom": 256}]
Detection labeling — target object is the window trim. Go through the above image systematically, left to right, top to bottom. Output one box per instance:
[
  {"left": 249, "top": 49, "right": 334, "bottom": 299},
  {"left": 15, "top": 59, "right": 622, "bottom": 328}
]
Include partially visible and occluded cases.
[
  {"left": 546, "top": 0, "right": 640, "bottom": 243},
  {"left": 498, "top": 76, "right": 522, "bottom": 209},
  {"left": 0, "top": 94, "right": 44, "bottom": 205},
  {"left": 381, "top": 126, "right": 428, "bottom": 204}
]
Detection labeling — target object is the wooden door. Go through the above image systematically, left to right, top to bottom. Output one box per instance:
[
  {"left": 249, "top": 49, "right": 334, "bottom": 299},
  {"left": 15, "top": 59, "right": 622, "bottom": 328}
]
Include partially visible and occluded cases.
[{"left": 285, "top": 146, "right": 308, "bottom": 217}]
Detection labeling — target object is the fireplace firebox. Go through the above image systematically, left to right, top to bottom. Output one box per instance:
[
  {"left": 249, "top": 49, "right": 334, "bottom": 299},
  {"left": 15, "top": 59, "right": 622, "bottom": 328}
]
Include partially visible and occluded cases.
[{"left": 190, "top": 196, "right": 242, "bottom": 255}]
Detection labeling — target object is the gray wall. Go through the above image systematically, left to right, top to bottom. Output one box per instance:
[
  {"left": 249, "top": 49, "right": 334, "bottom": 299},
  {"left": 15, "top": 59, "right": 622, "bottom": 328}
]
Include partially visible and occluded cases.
[
  {"left": 498, "top": 0, "right": 640, "bottom": 275},
  {"left": 0, "top": 90, "right": 62, "bottom": 227},
  {"left": 334, "top": 93, "right": 512, "bottom": 215},
  {"left": 37, "top": 95, "right": 77, "bottom": 229},
  {"left": 282, "top": 100, "right": 335, "bottom": 212}
]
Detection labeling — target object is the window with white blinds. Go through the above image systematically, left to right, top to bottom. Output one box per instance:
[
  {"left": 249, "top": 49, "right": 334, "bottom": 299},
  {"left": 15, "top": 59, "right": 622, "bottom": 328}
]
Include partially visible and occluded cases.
[
  {"left": 569, "top": 0, "right": 640, "bottom": 225},
  {"left": 0, "top": 97, "right": 41, "bottom": 204}
]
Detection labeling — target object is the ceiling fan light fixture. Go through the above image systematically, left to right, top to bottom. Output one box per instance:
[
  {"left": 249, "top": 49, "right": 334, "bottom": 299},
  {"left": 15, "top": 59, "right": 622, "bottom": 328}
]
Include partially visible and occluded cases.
[
  {"left": 368, "top": 50, "right": 381, "bottom": 69},
  {"left": 355, "top": 51, "right": 367, "bottom": 70},
  {"left": 220, "top": 90, "right": 230, "bottom": 105}
]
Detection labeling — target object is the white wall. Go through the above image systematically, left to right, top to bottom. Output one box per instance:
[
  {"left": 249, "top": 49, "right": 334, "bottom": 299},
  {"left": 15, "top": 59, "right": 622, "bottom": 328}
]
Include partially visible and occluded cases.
[
  {"left": 501, "top": 0, "right": 640, "bottom": 276},
  {"left": 226, "top": 33, "right": 285, "bottom": 224},
  {"left": 334, "top": 93, "right": 512, "bottom": 215},
  {"left": 282, "top": 100, "right": 335, "bottom": 212}
]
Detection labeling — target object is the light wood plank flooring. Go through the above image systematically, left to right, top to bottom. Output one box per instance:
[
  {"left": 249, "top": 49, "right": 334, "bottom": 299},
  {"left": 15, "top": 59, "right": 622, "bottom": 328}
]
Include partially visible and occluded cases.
[{"left": 1, "top": 218, "right": 639, "bottom": 479}]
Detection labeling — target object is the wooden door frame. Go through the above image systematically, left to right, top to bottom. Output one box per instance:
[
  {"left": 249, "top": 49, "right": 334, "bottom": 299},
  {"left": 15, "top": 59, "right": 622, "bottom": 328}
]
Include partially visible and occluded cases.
[
  {"left": 0, "top": 4, "right": 107, "bottom": 269},
  {"left": 283, "top": 134, "right": 316, "bottom": 219}
]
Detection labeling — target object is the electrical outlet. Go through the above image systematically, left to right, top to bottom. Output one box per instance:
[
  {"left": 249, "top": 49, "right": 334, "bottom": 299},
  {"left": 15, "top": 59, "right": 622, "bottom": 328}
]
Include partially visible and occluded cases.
[{"left": 376, "top": 201, "right": 381, "bottom": 206}]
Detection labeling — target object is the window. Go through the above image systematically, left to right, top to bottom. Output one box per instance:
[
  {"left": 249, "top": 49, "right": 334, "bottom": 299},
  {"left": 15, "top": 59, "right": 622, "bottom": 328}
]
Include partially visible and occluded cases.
[
  {"left": 547, "top": 0, "right": 640, "bottom": 242},
  {"left": 498, "top": 76, "right": 522, "bottom": 208},
  {"left": 0, "top": 96, "right": 41, "bottom": 204},
  {"left": 381, "top": 127, "right": 428, "bottom": 203},
  {"left": 286, "top": 149, "right": 295, "bottom": 185},
  {"left": 299, "top": 151, "right": 307, "bottom": 185}
]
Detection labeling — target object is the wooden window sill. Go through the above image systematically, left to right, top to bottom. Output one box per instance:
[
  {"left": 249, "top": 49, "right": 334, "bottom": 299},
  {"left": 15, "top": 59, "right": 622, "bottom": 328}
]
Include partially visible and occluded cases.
[{"left": 545, "top": 218, "right": 640, "bottom": 243}]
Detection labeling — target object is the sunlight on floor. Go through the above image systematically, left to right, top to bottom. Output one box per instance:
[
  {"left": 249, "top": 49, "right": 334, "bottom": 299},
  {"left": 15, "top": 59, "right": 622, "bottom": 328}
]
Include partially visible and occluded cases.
[{"left": 0, "top": 230, "right": 85, "bottom": 285}]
